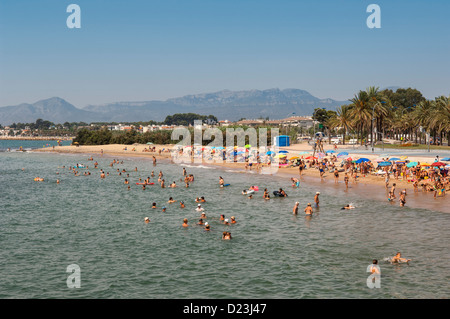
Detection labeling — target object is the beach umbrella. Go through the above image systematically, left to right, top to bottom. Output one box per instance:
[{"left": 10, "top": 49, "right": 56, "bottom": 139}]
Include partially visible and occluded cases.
[
  {"left": 245, "top": 144, "right": 251, "bottom": 148},
  {"left": 279, "top": 150, "right": 289, "bottom": 154},
  {"left": 326, "top": 150, "right": 336, "bottom": 154},
  {"left": 236, "top": 151, "right": 245, "bottom": 155},
  {"left": 266, "top": 151, "right": 275, "bottom": 155},
  {"left": 299, "top": 151, "right": 309, "bottom": 155},
  {"left": 337, "top": 152, "right": 348, "bottom": 157},
  {"left": 275, "top": 154, "right": 287, "bottom": 158},
  {"left": 289, "top": 156, "right": 299, "bottom": 160},
  {"left": 305, "top": 156, "right": 317, "bottom": 160},
  {"left": 400, "top": 156, "right": 408, "bottom": 160},
  {"left": 389, "top": 157, "right": 401, "bottom": 161},
  {"left": 441, "top": 157, "right": 450, "bottom": 161},
  {"left": 356, "top": 158, "right": 370, "bottom": 163},
  {"left": 378, "top": 161, "right": 391, "bottom": 167},
  {"left": 406, "top": 162, "right": 418, "bottom": 168},
  {"left": 431, "top": 162, "right": 446, "bottom": 166},
  {"left": 420, "top": 163, "right": 431, "bottom": 166}
]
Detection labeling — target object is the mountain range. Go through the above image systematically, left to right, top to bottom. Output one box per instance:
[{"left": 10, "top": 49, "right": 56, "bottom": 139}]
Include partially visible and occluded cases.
[{"left": 0, "top": 88, "right": 346, "bottom": 125}]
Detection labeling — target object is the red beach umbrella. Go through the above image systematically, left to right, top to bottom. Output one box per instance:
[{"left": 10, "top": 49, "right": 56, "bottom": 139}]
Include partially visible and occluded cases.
[{"left": 431, "top": 162, "right": 446, "bottom": 166}]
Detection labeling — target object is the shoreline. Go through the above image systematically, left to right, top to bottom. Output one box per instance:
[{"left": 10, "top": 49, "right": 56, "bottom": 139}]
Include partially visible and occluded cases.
[
  {"left": 0, "top": 136, "right": 74, "bottom": 141},
  {"left": 31, "top": 143, "right": 450, "bottom": 213}
]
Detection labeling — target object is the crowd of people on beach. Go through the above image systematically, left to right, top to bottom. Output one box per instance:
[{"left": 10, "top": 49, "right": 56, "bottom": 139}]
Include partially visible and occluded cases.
[{"left": 284, "top": 152, "right": 449, "bottom": 207}]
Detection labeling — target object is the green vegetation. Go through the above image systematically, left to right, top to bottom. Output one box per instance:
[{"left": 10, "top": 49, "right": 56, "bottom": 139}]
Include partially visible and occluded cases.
[
  {"left": 323, "top": 87, "right": 450, "bottom": 146},
  {"left": 164, "top": 113, "right": 218, "bottom": 126},
  {"left": 72, "top": 125, "right": 280, "bottom": 146}
]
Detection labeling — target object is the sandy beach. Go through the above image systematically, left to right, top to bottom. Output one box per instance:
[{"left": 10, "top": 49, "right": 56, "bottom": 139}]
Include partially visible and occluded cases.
[{"left": 33, "top": 142, "right": 443, "bottom": 190}]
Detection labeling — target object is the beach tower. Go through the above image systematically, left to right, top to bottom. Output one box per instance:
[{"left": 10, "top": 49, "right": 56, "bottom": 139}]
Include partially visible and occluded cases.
[{"left": 274, "top": 135, "right": 290, "bottom": 147}]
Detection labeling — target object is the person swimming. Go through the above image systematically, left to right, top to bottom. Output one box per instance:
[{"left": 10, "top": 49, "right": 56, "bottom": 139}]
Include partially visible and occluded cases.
[
  {"left": 168, "top": 197, "right": 176, "bottom": 203},
  {"left": 341, "top": 203, "right": 355, "bottom": 210},
  {"left": 196, "top": 204, "right": 204, "bottom": 212},
  {"left": 144, "top": 217, "right": 150, "bottom": 224},
  {"left": 182, "top": 218, "right": 189, "bottom": 227},
  {"left": 222, "top": 231, "right": 232, "bottom": 240},
  {"left": 389, "top": 252, "right": 411, "bottom": 263}
]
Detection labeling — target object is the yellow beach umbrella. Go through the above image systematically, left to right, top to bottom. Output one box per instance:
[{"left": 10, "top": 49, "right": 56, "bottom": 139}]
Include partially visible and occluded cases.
[
  {"left": 275, "top": 154, "right": 287, "bottom": 158},
  {"left": 289, "top": 156, "right": 299, "bottom": 160},
  {"left": 400, "top": 156, "right": 408, "bottom": 160},
  {"left": 420, "top": 163, "right": 431, "bottom": 166}
]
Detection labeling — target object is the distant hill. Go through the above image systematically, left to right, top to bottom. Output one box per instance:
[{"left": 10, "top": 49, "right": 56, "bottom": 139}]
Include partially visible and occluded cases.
[
  {"left": 0, "top": 89, "right": 346, "bottom": 125},
  {"left": 0, "top": 97, "right": 101, "bottom": 126}
]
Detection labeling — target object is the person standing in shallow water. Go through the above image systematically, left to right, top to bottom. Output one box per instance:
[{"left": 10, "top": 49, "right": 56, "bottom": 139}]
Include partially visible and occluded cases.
[
  {"left": 314, "top": 192, "right": 320, "bottom": 207},
  {"left": 293, "top": 202, "right": 299, "bottom": 215},
  {"left": 304, "top": 203, "right": 313, "bottom": 216}
]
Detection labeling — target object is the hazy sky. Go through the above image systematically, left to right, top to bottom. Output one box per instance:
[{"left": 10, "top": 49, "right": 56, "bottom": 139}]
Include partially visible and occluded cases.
[{"left": 0, "top": 0, "right": 449, "bottom": 108}]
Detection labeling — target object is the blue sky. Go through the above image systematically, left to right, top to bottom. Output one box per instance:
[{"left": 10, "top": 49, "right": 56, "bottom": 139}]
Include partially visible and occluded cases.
[{"left": 0, "top": 0, "right": 449, "bottom": 108}]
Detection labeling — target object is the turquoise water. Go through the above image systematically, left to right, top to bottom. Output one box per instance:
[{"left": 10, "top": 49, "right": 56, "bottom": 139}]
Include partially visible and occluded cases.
[
  {"left": 0, "top": 139, "right": 72, "bottom": 151},
  {"left": 0, "top": 147, "right": 449, "bottom": 298}
]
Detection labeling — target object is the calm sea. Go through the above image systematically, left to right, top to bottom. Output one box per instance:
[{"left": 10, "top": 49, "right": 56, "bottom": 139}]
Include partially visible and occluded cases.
[
  {"left": 0, "top": 139, "right": 72, "bottom": 152},
  {"left": 0, "top": 140, "right": 449, "bottom": 298}
]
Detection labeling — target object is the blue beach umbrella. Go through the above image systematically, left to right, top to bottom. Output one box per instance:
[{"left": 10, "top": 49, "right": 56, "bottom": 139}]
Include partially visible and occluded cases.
[
  {"left": 279, "top": 150, "right": 289, "bottom": 154},
  {"left": 326, "top": 150, "right": 336, "bottom": 154},
  {"left": 266, "top": 151, "right": 275, "bottom": 155},
  {"left": 337, "top": 152, "right": 348, "bottom": 157},
  {"left": 389, "top": 157, "right": 401, "bottom": 161},
  {"left": 441, "top": 157, "right": 450, "bottom": 161},
  {"left": 355, "top": 158, "right": 371, "bottom": 163},
  {"left": 378, "top": 161, "right": 392, "bottom": 167},
  {"left": 406, "top": 161, "right": 418, "bottom": 168}
]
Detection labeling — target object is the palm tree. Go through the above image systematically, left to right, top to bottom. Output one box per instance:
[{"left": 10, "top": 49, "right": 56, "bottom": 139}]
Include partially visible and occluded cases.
[
  {"left": 349, "top": 90, "right": 371, "bottom": 145},
  {"left": 430, "top": 95, "right": 450, "bottom": 145},
  {"left": 411, "top": 100, "right": 434, "bottom": 144},
  {"left": 328, "top": 105, "right": 354, "bottom": 145}
]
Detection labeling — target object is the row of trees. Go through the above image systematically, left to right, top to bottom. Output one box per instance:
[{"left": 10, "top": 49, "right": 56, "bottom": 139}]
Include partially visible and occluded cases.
[
  {"left": 315, "top": 87, "right": 450, "bottom": 146},
  {"left": 73, "top": 125, "right": 281, "bottom": 146}
]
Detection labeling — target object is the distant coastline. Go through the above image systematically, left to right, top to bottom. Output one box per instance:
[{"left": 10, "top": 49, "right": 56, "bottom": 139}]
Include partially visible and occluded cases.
[{"left": 0, "top": 136, "right": 73, "bottom": 141}]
